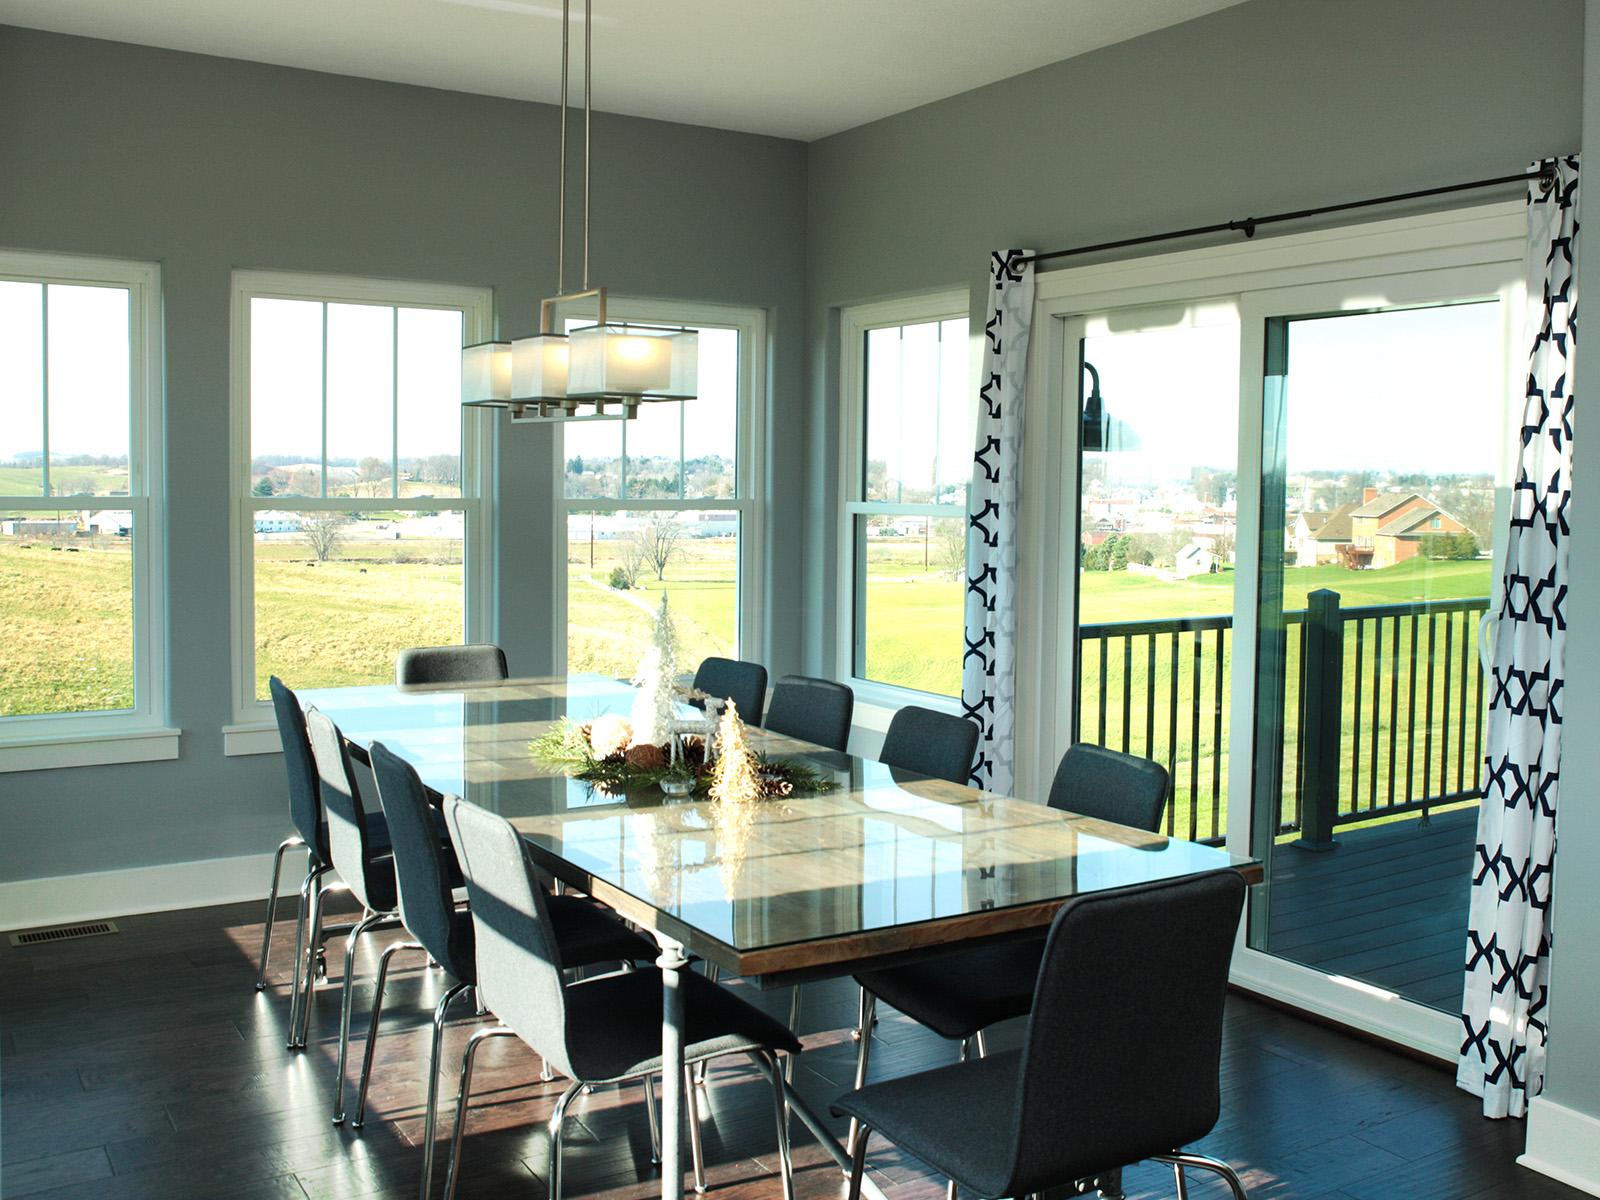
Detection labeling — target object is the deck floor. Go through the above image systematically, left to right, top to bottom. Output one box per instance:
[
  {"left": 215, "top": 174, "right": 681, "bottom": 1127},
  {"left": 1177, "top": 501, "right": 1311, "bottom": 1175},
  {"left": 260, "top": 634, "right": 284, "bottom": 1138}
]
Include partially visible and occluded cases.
[{"left": 1266, "top": 805, "right": 1479, "bottom": 1011}]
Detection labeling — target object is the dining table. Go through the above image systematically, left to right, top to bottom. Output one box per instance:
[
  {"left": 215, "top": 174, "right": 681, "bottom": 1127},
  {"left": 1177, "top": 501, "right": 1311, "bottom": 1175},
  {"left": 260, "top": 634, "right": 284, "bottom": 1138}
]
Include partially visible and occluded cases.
[{"left": 299, "top": 673, "right": 1263, "bottom": 1200}]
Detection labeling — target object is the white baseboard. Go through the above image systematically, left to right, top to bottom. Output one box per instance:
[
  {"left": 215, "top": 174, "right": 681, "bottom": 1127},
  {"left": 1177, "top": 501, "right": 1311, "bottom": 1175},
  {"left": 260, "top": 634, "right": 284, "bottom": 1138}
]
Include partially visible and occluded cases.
[
  {"left": 0, "top": 850, "right": 282, "bottom": 933},
  {"left": 1521, "top": 1097, "right": 1600, "bottom": 1196}
]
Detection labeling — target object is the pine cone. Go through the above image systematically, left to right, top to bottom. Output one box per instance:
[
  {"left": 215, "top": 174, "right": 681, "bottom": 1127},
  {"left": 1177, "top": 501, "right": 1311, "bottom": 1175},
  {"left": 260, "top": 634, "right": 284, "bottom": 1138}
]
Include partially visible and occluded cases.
[{"left": 625, "top": 743, "right": 669, "bottom": 771}]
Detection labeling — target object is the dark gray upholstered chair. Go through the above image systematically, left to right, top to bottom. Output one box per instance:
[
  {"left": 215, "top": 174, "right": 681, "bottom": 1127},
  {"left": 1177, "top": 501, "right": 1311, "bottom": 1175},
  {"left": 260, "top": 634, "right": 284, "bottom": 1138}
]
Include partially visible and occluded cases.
[
  {"left": 396, "top": 643, "right": 509, "bottom": 687},
  {"left": 692, "top": 656, "right": 768, "bottom": 725},
  {"left": 764, "top": 675, "right": 855, "bottom": 752},
  {"left": 263, "top": 677, "right": 396, "bottom": 1051},
  {"left": 879, "top": 705, "right": 980, "bottom": 785},
  {"left": 304, "top": 706, "right": 409, "bottom": 1123},
  {"left": 846, "top": 743, "right": 1172, "bottom": 1166},
  {"left": 1047, "top": 743, "right": 1171, "bottom": 835},
  {"left": 361, "top": 745, "right": 654, "bottom": 1199},
  {"left": 441, "top": 795, "right": 801, "bottom": 1200},
  {"left": 834, "top": 871, "right": 1250, "bottom": 1200}
]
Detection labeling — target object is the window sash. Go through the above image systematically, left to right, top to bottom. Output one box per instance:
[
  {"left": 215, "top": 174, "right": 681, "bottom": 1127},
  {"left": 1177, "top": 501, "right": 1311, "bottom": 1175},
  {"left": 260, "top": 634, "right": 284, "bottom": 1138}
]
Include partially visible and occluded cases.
[
  {"left": 0, "top": 252, "right": 165, "bottom": 739},
  {"left": 229, "top": 271, "right": 492, "bottom": 725},
  {"left": 838, "top": 289, "right": 971, "bottom": 702},
  {"left": 553, "top": 301, "right": 765, "bottom": 674}
]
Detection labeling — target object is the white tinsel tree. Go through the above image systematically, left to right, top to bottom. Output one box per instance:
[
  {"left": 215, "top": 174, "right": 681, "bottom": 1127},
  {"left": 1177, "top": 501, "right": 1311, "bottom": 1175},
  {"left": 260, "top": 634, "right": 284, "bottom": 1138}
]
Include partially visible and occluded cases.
[
  {"left": 629, "top": 593, "right": 679, "bottom": 747},
  {"left": 709, "top": 700, "right": 763, "bottom": 806}
]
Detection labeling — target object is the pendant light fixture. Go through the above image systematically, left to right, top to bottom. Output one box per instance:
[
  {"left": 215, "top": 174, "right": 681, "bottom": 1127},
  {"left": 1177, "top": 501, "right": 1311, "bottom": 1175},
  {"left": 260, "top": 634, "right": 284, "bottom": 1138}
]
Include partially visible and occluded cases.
[{"left": 461, "top": 0, "right": 697, "bottom": 423}]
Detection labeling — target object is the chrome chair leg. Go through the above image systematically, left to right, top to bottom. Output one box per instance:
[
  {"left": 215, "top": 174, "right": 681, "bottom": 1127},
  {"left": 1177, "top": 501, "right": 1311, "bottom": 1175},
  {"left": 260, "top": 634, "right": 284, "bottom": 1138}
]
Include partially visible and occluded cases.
[
  {"left": 256, "top": 835, "right": 305, "bottom": 991},
  {"left": 285, "top": 859, "right": 316, "bottom": 1045},
  {"left": 290, "top": 865, "right": 330, "bottom": 1049},
  {"left": 332, "top": 909, "right": 395, "bottom": 1124},
  {"left": 350, "top": 939, "right": 425, "bottom": 1127},
  {"left": 415, "top": 981, "right": 473, "bottom": 1200},
  {"left": 784, "top": 985, "right": 803, "bottom": 1084},
  {"left": 845, "top": 991, "right": 876, "bottom": 1159},
  {"left": 443, "top": 1026, "right": 517, "bottom": 1200},
  {"left": 974, "top": 1029, "right": 988, "bottom": 1059},
  {"left": 752, "top": 1051, "right": 795, "bottom": 1200},
  {"left": 684, "top": 1065, "right": 708, "bottom": 1194},
  {"left": 643, "top": 1073, "right": 662, "bottom": 1164},
  {"left": 546, "top": 1079, "right": 584, "bottom": 1200},
  {"left": 846, "top": 1124, "right": 870, "bottom": 1200},
  {"left": 1153, "top": 1152, "right": 1248, "bottom": 1200},
  {"left": 1173, "top": 1161, "right": 1190, "bottom": 1199}
]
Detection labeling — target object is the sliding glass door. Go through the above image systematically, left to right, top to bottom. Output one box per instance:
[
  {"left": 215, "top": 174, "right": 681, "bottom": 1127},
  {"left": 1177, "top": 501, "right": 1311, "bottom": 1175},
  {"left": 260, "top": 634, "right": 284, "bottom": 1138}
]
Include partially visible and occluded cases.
[{"left": 1246, "top": 271, "right": 1516, "bottom": 1010}]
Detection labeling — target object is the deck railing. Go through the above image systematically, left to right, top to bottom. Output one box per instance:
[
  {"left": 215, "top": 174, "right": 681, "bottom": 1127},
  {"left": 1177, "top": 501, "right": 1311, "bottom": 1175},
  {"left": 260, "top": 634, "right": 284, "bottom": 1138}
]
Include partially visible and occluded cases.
[{"left": 1075, "top": 589, "right": 1491, "bottom": 846}]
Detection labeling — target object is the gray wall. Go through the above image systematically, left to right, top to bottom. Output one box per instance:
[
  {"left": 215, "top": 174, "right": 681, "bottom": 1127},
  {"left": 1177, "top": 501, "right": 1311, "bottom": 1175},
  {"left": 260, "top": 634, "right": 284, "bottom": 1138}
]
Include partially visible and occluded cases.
[
  {"left": 800, "top": 0, "right": 1586, "bottom": 675},
  {"left": 1538, "top": 0, "right": 1600, "bottom": 1124},
  {"left": 0, "top": 27, "right": 807, "bottom": 882}
]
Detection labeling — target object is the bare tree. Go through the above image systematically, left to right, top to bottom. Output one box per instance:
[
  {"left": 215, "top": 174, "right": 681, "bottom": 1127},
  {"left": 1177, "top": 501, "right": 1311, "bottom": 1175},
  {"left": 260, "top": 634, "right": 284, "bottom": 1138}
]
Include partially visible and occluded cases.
[
  {"left": 356, "top": 456, "right": 389, "bottom": 497},
  {"left": 302, "top": 512, "right": 346, "bottom": 562},
  {"left": 632, "top": 512, "right": 685, "bottom": 581},
  {"left": 937, "top": 519, "right": 967, "bottom": 579},
  {"left": 612, "top": 533, "right": 646, "bottom": 588}
]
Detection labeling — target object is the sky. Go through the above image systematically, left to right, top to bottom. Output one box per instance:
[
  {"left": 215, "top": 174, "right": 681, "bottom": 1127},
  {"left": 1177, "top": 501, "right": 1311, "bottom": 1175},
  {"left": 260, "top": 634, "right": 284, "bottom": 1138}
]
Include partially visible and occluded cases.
[
  {"left": 0, "top": 281, "right": 131, "bottom": 463},
  {"left": 1085, "top": 299, "right": 1506, "bottom": 486}
]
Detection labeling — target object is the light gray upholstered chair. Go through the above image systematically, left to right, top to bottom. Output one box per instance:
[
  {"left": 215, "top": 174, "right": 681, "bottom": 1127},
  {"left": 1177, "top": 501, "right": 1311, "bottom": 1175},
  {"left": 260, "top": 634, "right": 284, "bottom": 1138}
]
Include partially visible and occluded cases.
[
  {"left": 691, "top": 656, "right": 768, "bottom": 725},
  {"left": 879, "top": 704, "right": 980, "bottom": 785},
  {"left": 440, "top": 794, "right": 801, "bottom": 1200},
  {"left": 835, "top": 871, "right": 1249, "bottom": 1200}
]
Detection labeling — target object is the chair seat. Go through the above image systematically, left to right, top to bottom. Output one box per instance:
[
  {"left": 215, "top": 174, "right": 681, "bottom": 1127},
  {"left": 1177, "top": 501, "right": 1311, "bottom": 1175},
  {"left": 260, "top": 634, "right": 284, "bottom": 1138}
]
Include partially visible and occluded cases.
[
  {"left": 320, "top": 810, "right": 458, "bottom": 916},
  {"left": 855, "top": 938, "right": 1044, "bottom": 1040},
  {"left": 564, "top": 969, "right": 801, "bottom": 1085},
  {"left": 832, "top": 1049, "right": 1022, "bottom": 1199}
]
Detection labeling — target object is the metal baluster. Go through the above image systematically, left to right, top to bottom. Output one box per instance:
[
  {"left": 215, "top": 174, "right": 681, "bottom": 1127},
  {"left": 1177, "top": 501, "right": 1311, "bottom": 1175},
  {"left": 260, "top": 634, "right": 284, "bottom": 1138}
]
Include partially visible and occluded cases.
[
  {"left": 1422, "top": 613, "right": 1437, "bottom": 820},
  {"left": 1350, "top": 617, "right": 1364, "bottom": 814},
  {"left": 1369, "top": 618, "right": 1383, "bottom": 812},
  {"left": 1211, "top": 626, "right": 1223, "bottom": 841},
  {"left": 1189, "top": 629, "right": 1201, "bottom": 843},
  {"left": 1121, "top": 635, "right": 1132, "bottom": 753}
]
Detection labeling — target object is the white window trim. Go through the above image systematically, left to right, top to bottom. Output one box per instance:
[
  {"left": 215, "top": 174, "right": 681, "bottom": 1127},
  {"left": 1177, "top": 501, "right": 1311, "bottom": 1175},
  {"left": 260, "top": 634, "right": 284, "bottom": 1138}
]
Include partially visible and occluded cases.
[
  {"left": 1019, "top": 198, "right": 1525, "bottom": 1059},
  {"left": 0, "top": 249, "right": 174, "bottom": 773},
  {"left": 225, "top": 270, "right": 495, "bottom": 753},
  {"left": 836, "top": 288, "right": 972, "bottom": 717},
  {"left": 551, "top": 299, "right": 766, "bottom": 676}
]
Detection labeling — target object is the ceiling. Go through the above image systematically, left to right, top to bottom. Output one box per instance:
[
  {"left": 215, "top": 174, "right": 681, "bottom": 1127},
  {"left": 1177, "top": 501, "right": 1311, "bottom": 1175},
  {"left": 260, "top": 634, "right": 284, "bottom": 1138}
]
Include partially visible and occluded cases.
[{"left": 0, "top": 0, "right": 1246, "bottom": 141}]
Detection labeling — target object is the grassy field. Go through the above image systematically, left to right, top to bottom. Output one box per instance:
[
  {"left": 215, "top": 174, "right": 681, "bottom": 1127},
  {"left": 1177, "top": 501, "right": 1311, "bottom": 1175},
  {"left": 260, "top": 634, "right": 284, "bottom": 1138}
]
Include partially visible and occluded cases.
[
  {"left": 0, "top": 463, "right": 130, "bottom": 496},
  {"left": 2, "top": 526, "right": 1495, "bottom": 846}
]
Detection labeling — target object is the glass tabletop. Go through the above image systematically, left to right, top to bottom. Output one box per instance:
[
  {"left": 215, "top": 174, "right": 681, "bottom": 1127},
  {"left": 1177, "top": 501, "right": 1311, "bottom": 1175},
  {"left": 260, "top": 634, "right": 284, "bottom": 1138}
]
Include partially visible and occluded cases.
[{"left": 299, "top": 675, "right": 1257, "bottom": 977}]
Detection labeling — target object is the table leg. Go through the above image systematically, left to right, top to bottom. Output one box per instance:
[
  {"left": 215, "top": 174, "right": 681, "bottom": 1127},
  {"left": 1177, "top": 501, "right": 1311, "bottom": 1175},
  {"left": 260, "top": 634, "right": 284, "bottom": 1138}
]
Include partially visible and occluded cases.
[{"left": 656, "top": 938, "right": 689, "bottom": 1200}]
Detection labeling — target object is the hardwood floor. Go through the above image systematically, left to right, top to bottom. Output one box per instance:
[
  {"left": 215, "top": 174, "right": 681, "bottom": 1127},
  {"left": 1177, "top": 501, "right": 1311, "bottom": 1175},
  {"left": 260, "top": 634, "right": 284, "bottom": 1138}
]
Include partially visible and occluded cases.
[
  {"left": 1267, "top": 806, "right": 1477, "bottom": 1010},
  {"left": 0, "top": 892, "right": 1583, "bottom": 1200}
]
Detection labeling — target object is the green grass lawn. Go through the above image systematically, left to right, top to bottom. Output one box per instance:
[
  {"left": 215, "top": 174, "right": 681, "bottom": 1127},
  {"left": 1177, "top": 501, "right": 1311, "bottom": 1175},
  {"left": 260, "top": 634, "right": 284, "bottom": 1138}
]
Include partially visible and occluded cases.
[{"left": 2, "top": 528, "right": 1494, "bottom": 846}]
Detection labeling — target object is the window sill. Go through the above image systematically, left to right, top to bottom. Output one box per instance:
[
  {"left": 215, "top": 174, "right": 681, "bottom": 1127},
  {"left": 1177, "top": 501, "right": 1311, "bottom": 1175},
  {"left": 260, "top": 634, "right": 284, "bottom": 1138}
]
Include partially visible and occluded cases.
[
  {"left": 847, "top": 679, "right": 961, "bottom": 732},
  {"left": 223, "top": 722, "right": 281, "bottom": 757},
  {"left": 0, "top": 727, "right": 181, "bottom": 774}
]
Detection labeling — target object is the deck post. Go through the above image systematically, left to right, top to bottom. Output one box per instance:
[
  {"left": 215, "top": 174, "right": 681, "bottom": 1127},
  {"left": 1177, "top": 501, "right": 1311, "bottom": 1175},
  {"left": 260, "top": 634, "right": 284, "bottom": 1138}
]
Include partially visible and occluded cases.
[{"left": 1297, "top": 588, "right": 1342, "bottom": 851}]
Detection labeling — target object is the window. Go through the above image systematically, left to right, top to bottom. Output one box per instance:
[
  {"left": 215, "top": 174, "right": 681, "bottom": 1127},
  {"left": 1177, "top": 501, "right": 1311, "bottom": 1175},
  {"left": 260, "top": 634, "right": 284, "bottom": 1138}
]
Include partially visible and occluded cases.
[
  {"left": 0, "top": 251, "right": 169, "bottom": 768},
  {"left": 229, "top": 272, "right": 492, "bottom": 739},
  {"left": 839, "top": 291, "right": 973, "bottom": 698},
  {"left": 557, "top": 301, "right": 763, "bottom": 679}
]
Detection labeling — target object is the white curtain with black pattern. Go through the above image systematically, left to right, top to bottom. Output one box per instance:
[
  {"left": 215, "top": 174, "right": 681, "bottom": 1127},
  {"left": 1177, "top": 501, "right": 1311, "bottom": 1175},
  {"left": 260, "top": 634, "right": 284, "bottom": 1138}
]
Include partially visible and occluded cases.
[
  {"left": 1458, "top": 156, "right": 1579, "bottom": 1119},
  {"left": 961, "top": 250, "right": 1035, "bottom": 794}
]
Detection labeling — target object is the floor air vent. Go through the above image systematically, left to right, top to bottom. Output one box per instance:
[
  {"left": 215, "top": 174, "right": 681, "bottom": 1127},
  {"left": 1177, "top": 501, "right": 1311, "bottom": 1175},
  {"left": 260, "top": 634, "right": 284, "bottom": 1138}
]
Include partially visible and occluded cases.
[{"left": 10, "top": 920, "right": 120, "bottom": 947}]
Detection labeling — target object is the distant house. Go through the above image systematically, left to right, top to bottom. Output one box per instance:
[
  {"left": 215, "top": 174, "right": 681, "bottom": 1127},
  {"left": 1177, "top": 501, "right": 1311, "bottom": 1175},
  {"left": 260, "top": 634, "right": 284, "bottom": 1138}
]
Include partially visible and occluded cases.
[
  {"left": 1295, "top": 489, "right": 1471, "bottom": 570},
  {"left": 1292, "top": 501, "right": 1361, "bottom": 566},
  {"left": 88, "top": 511, "right": 133, "bottom": 536},
  {"left": 254, "top": 511, "right": 304, "bottom": 534},
  {"left": 0, "top": 517, "right": 79, "bottom": 537},
  {"left": 1081, "top": 517, "right": 1120, "bottom": 548},
  {"left": 1175, "top": 540, "right": 1218, "bottom": 578}
]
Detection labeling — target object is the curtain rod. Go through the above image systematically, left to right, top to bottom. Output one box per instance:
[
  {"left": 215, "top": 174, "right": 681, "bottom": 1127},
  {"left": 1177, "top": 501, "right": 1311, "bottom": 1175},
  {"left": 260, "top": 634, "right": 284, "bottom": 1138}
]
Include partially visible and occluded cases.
[{"left": 1017, "top": 163, "right": 1556, "bottom": 269}]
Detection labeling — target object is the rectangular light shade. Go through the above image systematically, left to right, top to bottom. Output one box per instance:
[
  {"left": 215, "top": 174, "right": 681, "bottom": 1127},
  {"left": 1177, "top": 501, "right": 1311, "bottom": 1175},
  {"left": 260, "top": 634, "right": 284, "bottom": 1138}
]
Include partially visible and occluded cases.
[
  {"left": 568, "top": 324, "right": 697, "bottom": 399},
  {"left": 511, "top": 333, "right": 570, "bottom": 400},
  {"left": 461, "top": 341, "right": 513, "bottom": 406}
]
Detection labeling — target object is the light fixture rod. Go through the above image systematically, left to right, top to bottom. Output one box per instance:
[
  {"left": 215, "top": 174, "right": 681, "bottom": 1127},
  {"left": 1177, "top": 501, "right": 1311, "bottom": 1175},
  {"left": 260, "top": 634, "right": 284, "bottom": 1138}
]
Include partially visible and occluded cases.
[
  {"left": 557, "top": 0, "right": 569, "bottom": 295},
  {"left": 582, "top": 0, "right": 592, "bottom": 290}
]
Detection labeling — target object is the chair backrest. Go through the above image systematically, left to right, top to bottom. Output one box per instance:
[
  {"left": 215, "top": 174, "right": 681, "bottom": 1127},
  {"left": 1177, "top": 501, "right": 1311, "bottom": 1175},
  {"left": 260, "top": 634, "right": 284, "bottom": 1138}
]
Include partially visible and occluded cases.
[
  {"left": 396, "top": 643, "right": 509, "bottom": 687},
  {"left": 692, "top": 657, "right": 768, "bottom": 725},
  {"left": 764, "top": 675, "right": 854, "bottom": 752},
  {"left": 269, "top": 676, "right": 326, "bottom": 861},
  {"left": 879, "top": 705, "right": 979, "bottom": 785},
  {"left": 304, "top": 707, "right": 382, "bottom": 912},
  {"left": 370, "top": 742, "right": 473, "bottom": 983},
  {"left": 1046, "top": 743, "right": 1170, "bottom": 833},
  {"left": 443, "top": 795, "right": 573, "bottom": 1077},
  {"left": 1004, "top": 869, "right": 1246, "bottom": 1194}
]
